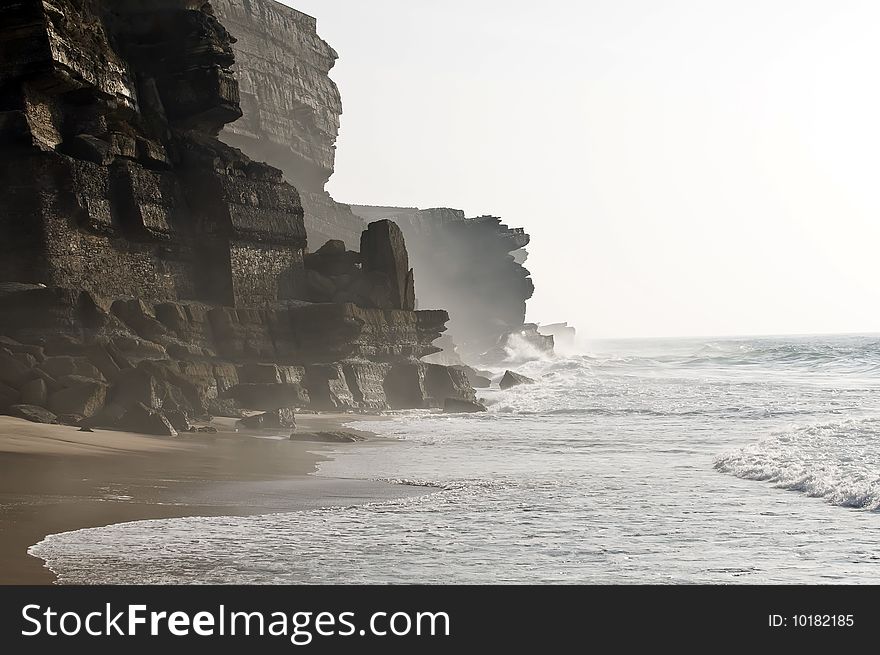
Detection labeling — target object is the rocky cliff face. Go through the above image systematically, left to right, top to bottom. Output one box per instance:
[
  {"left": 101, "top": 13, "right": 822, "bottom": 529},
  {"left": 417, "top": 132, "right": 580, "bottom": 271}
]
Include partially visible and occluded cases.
[
  {"left": 0, "top": 0, "right": 473, "bottom": 430},
  {"left": 212, "top": 0, "right": 366, "bottom": 249},
  {"left": 204, "top": 1, "right": 542, "bottom": 363},
  {"left": 351, "top": 206, "right": 537, "bottom": 361}
]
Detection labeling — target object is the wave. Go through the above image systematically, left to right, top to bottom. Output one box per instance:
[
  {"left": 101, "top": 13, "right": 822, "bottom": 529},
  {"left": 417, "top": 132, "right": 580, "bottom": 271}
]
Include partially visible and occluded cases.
[{"left": 714, "top": 418, "right": 880, "bottom": 510}]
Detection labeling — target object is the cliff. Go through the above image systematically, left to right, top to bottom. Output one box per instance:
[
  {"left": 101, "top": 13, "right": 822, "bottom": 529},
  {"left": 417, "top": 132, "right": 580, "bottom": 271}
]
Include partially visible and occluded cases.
[
  {"left": 0, "top": 0, "right": 476, "bottom": 432},
  {"left": 207, "top": 0, "right": 542, "bottom": 362},
  {"left": 212, "top": 0, "right": 367, "bottom": 249},
  {"left": 351, "top": 206, "right": 539, "bottom": 361}
]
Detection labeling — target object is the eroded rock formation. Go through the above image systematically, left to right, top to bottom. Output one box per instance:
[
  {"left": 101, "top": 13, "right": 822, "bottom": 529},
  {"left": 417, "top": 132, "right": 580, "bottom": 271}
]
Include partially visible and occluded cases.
[
  {"left": 0, "top": 0, "right": 474, "bottom": 432},
  {"left": 213, "top": 0, "right": 367, "bottom": 249},
  {"left": 206, "top": 1, "right": 543, "bottom": 365},
  {"left": 351, "top": 206, "right": 537, "bottom": 361}
]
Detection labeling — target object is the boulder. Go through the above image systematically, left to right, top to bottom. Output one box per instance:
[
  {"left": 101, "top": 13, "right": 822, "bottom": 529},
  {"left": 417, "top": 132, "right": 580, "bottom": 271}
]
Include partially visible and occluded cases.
[
  {"left": 360, "top": 220, "right": 416, "bottom": 311},
  {"left": 316, "top": 239, "right": 346, "bottom": 256},
  {"left": 305, "top": 269, "right": 337, "bottom": 302},
  {"left": 110, "top": 298, "right": 169, "bottom": 342},
  {"left": 0, "top": 336, "right": 44, "bottom": 361},
  {"left": 84, "top": 343, "right": 122, "bottom": 380},
  {"left": 0, "top": 349, "right": 30, "bottom": 387},
  {"left": 12, "top": 352, "right": 37, "bottom": 369},
  {"left": 39, "top": 356, "right": 104, "bottom": 381},
  {"left": 383, "top": 363, "right": 429, "bottom": 409},
  {"left": 304, "top": 364, "right": 354, "bottom": 410},
  {"left": 424, "top": 364, "right": 477, "bottom": 403},
  {"left": 453, "top": 365, "right": 492, "bottom": 389},
  {"left": 111, "top": 367, "right": 163, "bottom": 409},
  {"left": 17, "top": 368, "right": 62, "bottom": 394},
  {"left": 499, "top": 370, "right": 536, "bottom": 390},
  {"left": 19, "top": 378, "right": 47, "bottom": 407},
  {"left": 48, "top": 378, "right": 108, "bottom": 418},
  {"left": 0, "top": 381, "right": 21, "bottom": 408},
  {"left": 206, "top": 398, "right": 244, "bottom": 418},
  {"left": 443, "top": 398, "right": 488, "bottom": 413},
  {"left": 80, "top": 403, "right": 127, "bottom": 429},
  {"left": 117, "top": 403, "right": 178, "bottom": 437},
  {"left": 5, "top": 404, "right": 58, "bottom": 424},
  {"left": 164, "top": 409, "right": 191, "bottom": 433},
  {"left": 238, "top": 409, "right": 296, "bottom": 430}
]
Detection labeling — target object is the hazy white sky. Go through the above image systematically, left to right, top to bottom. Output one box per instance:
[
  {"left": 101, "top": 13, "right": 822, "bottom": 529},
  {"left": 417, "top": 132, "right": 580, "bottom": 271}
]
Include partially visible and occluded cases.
[{"left": 286, "top": 0, "right": 880, "bottom": 338}]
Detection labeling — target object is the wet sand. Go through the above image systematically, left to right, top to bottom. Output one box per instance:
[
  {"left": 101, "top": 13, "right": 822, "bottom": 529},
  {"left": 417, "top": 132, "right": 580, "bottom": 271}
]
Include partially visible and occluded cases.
[{"left": 0, "top": 413, "right": 415, "bottom": 585}]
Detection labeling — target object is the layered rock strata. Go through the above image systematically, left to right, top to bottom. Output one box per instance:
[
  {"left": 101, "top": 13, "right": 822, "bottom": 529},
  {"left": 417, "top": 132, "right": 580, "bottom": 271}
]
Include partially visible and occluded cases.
[
  {"left": 0, "top": 0, "right": 474, "bottom": 432},
  {"left": 213, "top": 0, "right": 366, "bottom": 249}
]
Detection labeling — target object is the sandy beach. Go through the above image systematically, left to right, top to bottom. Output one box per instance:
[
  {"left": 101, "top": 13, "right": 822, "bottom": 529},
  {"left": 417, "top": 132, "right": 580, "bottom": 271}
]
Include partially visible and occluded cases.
[{"left": 0, "top": 413, "right": 416, "bottom": 585}]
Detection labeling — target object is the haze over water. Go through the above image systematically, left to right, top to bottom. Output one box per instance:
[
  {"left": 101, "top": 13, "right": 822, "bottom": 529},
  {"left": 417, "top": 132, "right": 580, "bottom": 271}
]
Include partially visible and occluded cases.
[{"left": 32, "top": 335, "right": 880, "bottom": 584}]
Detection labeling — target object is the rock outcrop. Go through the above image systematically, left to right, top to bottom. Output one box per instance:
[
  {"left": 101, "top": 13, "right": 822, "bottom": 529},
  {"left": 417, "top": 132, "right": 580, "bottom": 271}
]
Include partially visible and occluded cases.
[
  {"left": 0, "top": 0, "right": 475, "bottom": 435},
  {"left": 213, "top": 0, "right": 367, "bottom": 249},
  {"left": 207, "top": 1, "right": 546, "bottom": 366},
  {"left": 351, "top": 206, "right": 536, "bottom": 362}
]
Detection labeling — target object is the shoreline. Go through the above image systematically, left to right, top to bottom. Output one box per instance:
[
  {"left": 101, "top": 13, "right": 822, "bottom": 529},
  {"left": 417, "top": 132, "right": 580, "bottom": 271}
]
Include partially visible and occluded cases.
[{"left": 0, "top": 413, "right": 421, "bottom": 585}]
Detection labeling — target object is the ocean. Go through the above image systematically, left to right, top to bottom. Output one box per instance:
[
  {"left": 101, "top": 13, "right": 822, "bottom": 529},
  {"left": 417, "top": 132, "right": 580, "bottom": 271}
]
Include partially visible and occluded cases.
[{"left": 30, "top": 335, "right": 880, "bottom": 584}]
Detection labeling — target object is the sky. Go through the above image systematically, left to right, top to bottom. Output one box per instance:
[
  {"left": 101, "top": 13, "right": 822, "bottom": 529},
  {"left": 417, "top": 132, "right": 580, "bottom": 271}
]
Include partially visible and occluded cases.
[{"left": 285, "top": 0, "right": 880, "bottom": 338}]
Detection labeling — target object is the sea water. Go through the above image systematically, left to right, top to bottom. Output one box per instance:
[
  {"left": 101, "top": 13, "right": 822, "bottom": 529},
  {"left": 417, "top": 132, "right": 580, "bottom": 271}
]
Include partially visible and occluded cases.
[{"left": 30, "top": 335, "right": 880, "bottom": 583}]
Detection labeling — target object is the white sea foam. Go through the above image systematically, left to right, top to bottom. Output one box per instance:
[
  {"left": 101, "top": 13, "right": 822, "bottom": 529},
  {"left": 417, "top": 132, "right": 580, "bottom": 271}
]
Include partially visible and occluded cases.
[
  {"left": 28, "top": 335, "right": 880, "bottom": 584},
  {"left": 715, "top": 418, "right": 880, "bottom": 510}
]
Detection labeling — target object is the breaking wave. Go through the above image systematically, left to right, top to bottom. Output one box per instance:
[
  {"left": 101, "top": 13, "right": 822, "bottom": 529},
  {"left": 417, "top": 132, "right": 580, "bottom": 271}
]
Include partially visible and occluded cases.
[{"left": 715, "top": 418, "right": 880, "bottom": 510}]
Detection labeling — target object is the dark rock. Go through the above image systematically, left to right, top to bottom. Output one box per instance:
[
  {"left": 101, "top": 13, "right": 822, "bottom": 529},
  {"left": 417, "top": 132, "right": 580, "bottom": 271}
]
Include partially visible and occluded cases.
[
  {"left": 60, "top": 134, "right": 112, "bottom": 165},
  {"left": 350, "top": 206, "right": 536, "bottom": 363},
  {"left": 360, "top": 220, "right": 416, "bottom": 311},
  {"left": 316, "top": 240, "right": 346, "bottom": 255},
  {"left": 305, "top": 269, "right": 337, "bottom": 302},
  {"left": 110, "top": 299, "right": 169, "bottom": 342},
  {"left": 0, "top": 336, "right": 44, "bottom": 361},
  {"left": 84, "top": 343, "right": 122, "bottom": 381},
  {"left": 0, "top": 350, "right": 30, "bottom": 387},
  {"left": 13, "top": 352, "right": 37, "bottom": 369},
  {"left": 40, "top": 357, "right": 104, "bottom": 382},
  {"left": 342, "top": 362, "right": 391, "bottom": 410},
  {"left": 383, "top": 362, "right": 476, "bottom": 410},
  {"left": 238, "top": 363, "right": 283, "bottom": 384},
  {"left": 383, "top": 363, "right": 429, "bottom": 409},
  {"left": 304, "top": 364, "right": 354, "bottom": 410},
  {"left": 424, "top": 364, "right": 476, "bottom": 404},
  {"left": 452, "top": 365, "right": 492, "bottom": 389},
  {"left": 17, "top": 368, "right": 62, "bottom": 394},
  {"left": 111, "top": 368, "right": 163, "bottom": 410},
  {"left": 499, "top": 370, "right": 536, "bottom": 390},
  {"left": 20, "top": 378, "right": 48, "bottom": 407},
  {"left": 48, "top": 379, "right": 108, "bottom": 418},
  {"left": 0, "top": 381, "right": 21, "bottom": 409},
  {"left": 224, "top": 383, "right": 310, "bottom": 410},
  {"left": 206, "top": 398, "right": 244, "bottom": 418},
  {"left": 444, "top": 398, "right": 488, "bottom": 413},
  {"left": 80, "top": 403, "right": 127, "bottom": 429},
  {"left": 117, "top": 403, "right": 178, "bottom": 437},
  {"left": 6, "top": 404, "right": 58, "bottom": 425},
  {"left": 165, "top": 409, "right": 191, "bottom": 433},
  {"left": 238, "top": 409, "right": 296, "bottom": 430},
  {"left": 57, "top": 414, "right": 86, "bottom": 427},
  {"left": 79, "top": 426, "right": 95, "bottom": 433},
  {"left": 290, "top": 431, "right": 366, "bottom": 443}
]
